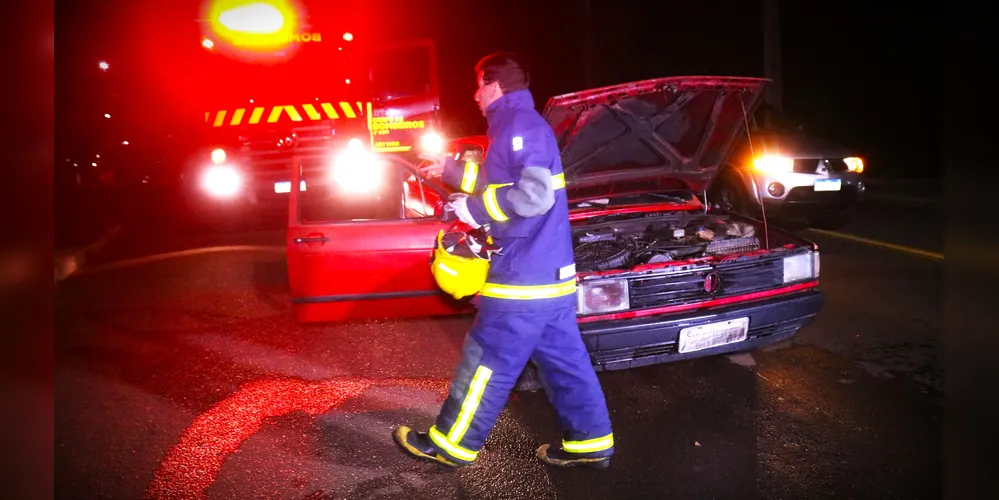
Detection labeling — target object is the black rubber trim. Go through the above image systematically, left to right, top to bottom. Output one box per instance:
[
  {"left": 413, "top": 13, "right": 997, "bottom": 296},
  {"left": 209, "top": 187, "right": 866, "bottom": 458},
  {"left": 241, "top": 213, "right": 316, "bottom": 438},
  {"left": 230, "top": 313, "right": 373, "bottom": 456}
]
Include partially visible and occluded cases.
[{"left": 292, "top": 290, "right": 441, "bottom": 304}]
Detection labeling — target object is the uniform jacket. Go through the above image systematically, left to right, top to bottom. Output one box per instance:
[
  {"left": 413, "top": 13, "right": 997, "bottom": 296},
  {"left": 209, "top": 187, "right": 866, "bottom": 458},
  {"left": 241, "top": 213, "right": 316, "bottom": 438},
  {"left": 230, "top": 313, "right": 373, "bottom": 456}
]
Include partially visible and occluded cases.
[{"left": 442, "top": 89, "right": 576, "bottom": 312}]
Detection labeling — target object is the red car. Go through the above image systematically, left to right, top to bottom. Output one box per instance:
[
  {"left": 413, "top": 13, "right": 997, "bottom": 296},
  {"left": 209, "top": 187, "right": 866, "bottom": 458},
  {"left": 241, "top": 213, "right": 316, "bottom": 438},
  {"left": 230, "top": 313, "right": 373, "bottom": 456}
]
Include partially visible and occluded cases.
[{"left": 285, "top": 76, "right": 823, "bottom": 371}]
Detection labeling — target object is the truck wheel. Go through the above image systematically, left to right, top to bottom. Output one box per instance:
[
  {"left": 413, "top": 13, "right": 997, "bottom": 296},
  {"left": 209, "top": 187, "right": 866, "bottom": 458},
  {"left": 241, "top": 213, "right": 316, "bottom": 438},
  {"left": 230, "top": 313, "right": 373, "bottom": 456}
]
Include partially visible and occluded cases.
[
  {"left": 710, "top": 173, "right": 746, "bottom": 215},
  {"left": 807, "top": 210, "right": 852, "bottom": 230},
  {"left": 513, "top": 362, "right": 543, "bottom": 392}
]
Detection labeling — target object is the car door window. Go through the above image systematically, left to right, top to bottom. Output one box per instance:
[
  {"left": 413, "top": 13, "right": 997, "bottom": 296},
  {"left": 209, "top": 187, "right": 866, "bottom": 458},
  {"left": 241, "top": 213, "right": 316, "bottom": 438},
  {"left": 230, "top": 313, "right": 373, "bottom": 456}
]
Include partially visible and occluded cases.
[
  {"left": 298, "top": 160, "right": 442, "bottom": 223},
  {"left": 403, "top": 173, "right": 442, "bottom": 219}
]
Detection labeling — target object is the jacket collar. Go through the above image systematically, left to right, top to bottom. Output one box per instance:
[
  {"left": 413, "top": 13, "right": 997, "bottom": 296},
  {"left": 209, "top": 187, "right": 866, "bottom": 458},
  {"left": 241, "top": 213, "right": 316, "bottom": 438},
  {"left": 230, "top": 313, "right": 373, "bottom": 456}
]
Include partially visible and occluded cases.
[{"left": 485, "top": 89, "right": 535, "bottom": 120}]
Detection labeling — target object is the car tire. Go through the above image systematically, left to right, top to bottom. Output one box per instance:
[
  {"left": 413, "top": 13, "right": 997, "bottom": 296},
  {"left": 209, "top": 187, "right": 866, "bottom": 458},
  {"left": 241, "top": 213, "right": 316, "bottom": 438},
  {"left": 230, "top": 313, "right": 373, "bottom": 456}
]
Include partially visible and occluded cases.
[
  {"left": 710, "top": 172, "right": 747, "bottom": 215},
  {"left": 807, "top": 210, "right": 852, "bottom": 230},
  {"left": 513, "top": 361, "right": 543, "bottom": 392}
]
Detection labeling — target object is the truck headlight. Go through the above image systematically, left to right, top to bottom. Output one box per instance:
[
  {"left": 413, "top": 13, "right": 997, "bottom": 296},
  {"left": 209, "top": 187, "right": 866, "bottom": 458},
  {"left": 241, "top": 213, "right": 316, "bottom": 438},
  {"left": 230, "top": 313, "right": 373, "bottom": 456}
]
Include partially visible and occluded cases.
[
  {"left": 419, "top": 131, "right": 445, "bottom": 154},
  {"left": 331, "top": 138, "right": 382, "bottom": 192},
  {"left": 201, "top": 164, "right": 242, "bottom": 198},
  {"left": 783, "top": 251, "right": 820, "bottom": 283},
  {"left": 577, "top": 278, "right": 630, "bottom": 315}
]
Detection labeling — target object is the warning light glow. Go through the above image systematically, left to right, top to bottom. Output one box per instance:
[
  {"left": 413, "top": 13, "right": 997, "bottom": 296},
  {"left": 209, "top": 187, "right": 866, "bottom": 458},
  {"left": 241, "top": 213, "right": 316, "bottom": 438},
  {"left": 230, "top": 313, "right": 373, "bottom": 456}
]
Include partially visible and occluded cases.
[
  {"left": 207, "top": 0, "right": 300, "bottom": 51},
  {"left": 218, "top": 3, "right": 285, "bottom": 34},
  {"left": 342, "top": 32, "right": 353, "bottom": 41}
]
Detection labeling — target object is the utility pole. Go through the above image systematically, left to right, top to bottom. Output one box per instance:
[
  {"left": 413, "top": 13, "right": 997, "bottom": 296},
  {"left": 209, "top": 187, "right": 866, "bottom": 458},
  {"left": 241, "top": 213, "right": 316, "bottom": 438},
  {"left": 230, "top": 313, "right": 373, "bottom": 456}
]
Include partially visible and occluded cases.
[
  {"left": 583, "top": 0, "right": 594, "bottom": 87},
  {"left": 763, "top": 0, "right": 783, "bottom": 125}
]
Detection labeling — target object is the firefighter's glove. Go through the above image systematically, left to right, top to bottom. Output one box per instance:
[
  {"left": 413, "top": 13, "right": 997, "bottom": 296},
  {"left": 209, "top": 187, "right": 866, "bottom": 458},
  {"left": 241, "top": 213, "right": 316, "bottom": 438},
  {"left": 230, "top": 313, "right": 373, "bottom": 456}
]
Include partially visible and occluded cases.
[{"left": 446, "top": 194, "right": 481, "bottom": 229}]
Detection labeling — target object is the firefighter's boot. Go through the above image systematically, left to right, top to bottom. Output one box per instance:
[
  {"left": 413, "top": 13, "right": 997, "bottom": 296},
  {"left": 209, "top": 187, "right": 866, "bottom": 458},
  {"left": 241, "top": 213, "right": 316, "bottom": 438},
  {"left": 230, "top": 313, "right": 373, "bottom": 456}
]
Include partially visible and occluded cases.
[
  {"left": 392, "top": 425, "right": 461, "bottom": 468},
  {"left": 536, "top": 444, "right": 611, "bottom": 469}
]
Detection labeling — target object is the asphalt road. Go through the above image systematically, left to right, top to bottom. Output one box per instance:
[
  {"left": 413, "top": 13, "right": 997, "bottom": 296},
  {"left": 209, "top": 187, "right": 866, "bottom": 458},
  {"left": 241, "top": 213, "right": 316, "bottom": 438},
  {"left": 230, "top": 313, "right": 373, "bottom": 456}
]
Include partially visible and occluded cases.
[{"left": 55, "top": 194, "right": 943, "bottom": 499}]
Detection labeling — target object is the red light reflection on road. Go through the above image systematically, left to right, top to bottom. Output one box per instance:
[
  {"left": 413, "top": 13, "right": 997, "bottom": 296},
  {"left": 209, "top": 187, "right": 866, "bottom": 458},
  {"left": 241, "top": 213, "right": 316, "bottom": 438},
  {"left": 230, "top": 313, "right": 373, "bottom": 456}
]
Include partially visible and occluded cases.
[{"left": 144, "top": 376, "right": 450, "bottom": 500}]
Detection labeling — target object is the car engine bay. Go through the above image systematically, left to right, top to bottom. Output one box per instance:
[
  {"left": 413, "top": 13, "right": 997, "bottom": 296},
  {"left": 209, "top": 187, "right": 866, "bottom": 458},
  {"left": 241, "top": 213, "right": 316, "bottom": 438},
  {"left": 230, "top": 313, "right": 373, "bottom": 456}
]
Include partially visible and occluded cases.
[{"left": 572, "top": 212, "right": 762, "bottom": 272}]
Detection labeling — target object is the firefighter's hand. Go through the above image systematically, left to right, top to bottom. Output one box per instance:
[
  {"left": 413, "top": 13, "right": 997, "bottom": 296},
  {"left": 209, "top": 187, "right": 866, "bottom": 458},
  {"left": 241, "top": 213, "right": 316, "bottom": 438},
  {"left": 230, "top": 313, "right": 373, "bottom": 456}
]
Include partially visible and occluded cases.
[
  {"left": 417, "top": 152, "right": 446, "bottom": 177},
  {"left": 446, "top": 194, "right": 481, "bottom": 229}
]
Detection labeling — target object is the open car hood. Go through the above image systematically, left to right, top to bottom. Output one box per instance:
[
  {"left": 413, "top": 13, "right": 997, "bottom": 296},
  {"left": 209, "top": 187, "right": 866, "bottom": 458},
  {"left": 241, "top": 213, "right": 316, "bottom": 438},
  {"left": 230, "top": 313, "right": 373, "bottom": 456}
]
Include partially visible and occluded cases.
[{"left": 543, "top": 76, "right": 769, "bottom": 194}]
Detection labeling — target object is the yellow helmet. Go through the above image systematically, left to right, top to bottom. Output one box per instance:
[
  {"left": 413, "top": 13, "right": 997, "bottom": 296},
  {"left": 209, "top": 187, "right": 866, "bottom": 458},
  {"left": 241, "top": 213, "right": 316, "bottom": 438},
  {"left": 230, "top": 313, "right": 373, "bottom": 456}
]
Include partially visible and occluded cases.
[{"left": 431, "top": 229, "right": 497, "bottom": 300}]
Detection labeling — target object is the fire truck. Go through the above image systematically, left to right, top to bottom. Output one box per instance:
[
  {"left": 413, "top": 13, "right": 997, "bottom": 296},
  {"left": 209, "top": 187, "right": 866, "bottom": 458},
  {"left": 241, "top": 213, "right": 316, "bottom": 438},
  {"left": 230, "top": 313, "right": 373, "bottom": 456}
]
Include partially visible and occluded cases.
[{"left": 180, "top": 0, "right": 445, "bottom": 217}]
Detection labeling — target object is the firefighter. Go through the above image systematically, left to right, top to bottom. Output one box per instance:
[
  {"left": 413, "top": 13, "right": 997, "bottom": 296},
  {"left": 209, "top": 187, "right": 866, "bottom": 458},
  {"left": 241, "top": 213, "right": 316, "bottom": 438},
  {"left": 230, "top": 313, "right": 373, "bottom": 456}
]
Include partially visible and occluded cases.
[{"left": 394, "top": 51, "right": 615, "bottom": 469}]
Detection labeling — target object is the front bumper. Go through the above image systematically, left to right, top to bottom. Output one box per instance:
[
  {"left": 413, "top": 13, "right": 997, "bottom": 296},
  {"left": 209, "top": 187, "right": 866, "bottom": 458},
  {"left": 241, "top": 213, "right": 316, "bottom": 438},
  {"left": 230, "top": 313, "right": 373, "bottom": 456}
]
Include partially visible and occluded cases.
[
  {"left": 751, "top": 171, "right": 864, "bottom": 213},
  {"left": 580, "top": 289, "right": 824, "bottom": 371}
]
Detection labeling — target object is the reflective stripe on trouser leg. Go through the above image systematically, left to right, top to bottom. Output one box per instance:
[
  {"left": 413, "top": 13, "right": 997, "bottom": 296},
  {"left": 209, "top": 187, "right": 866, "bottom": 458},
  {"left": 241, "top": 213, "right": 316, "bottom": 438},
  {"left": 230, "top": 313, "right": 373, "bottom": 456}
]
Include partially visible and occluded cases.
[
  {"left": 530, "top": 306, "right": 615, "bottom": 457},
  {"left": 430, "top": 311, "right": 542, "bottom": 462},
  {"left": 428, "top": 365, "right": 492, "bottom": 462},
  {"left": 563, "top": 433, "right": 614, "bottom": 453}
]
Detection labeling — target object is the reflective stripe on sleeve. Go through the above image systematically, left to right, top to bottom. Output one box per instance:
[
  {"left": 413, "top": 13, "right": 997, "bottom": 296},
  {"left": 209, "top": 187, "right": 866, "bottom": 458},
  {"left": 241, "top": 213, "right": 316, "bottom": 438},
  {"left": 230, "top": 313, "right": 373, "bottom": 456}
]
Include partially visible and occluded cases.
[
  {"left": 461, "top": 161, "right": 479, "bottom": 193},
  {"left": 480, "top": 172, "right": 563, "bottom": 222},
  {"left": 552, "top": 172, "right": 565, "bottom": 189},
  {"left": 483, "top": 184, "right": 511, "bottom": 221},
  {"left": 479, "top": 279, "right": 577, "bottom": 300},
  {"left": 562, "top": 433, "right": 614, "bottom": 453}
]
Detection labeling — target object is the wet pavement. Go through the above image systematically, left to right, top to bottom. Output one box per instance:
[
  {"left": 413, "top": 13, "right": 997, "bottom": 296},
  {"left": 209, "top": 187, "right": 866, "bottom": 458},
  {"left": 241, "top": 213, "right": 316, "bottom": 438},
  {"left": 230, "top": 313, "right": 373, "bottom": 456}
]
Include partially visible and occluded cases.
[{"left": 55, "top": 194, "right": 943, "bottom": 499}]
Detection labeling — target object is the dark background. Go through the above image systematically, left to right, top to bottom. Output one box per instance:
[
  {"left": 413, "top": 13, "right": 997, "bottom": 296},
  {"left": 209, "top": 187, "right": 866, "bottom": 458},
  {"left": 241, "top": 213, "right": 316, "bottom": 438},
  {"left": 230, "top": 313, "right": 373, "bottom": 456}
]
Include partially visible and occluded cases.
[{"left": 55, "top": 0, "right": 938, "bottom": 180}]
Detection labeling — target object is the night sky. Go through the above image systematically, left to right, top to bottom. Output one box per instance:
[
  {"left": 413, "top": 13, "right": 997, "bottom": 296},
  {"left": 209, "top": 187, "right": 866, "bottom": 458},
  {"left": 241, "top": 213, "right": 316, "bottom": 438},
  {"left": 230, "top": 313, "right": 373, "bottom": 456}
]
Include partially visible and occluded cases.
[{"left": 55, "top": 0, "right": 938, "bottom": 178}]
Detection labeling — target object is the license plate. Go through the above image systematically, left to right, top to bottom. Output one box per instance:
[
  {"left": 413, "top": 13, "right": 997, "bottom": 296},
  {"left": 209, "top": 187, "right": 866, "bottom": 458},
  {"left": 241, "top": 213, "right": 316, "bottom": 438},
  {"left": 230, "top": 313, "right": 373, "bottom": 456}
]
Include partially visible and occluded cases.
[
  {"left": 813, "top": 178, "right": 842, "bottom": 192},
  {"left": 274, "top": 181, "right": 307, "bottom": 193},
  {"left": 678, "top": 317, "right": 749, "bottom": 354}
]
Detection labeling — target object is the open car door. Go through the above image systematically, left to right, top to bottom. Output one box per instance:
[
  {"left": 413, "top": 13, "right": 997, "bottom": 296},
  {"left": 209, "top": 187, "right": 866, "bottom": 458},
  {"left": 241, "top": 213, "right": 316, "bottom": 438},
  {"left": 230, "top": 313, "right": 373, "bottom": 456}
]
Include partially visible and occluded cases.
[{"left": 286, "top": 156, "right": 468, "bottom": 322}]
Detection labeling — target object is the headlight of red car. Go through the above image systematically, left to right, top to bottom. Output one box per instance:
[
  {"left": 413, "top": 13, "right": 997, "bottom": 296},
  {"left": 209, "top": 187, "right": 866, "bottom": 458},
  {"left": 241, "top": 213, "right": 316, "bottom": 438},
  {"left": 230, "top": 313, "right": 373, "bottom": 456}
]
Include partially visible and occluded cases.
[
  {"left": 783, "top": 251, "right": 820, "bottom": 283},
  {"left": 577, "top": 278, "right": 630, "bottom": 315}
]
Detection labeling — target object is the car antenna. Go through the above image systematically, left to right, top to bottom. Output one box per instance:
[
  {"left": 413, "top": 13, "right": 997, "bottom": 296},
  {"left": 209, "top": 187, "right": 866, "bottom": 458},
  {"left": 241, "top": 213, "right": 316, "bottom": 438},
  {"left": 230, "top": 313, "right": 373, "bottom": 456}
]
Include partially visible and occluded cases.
[{"left": 740, "top": 93, "right": 770, "bottom": 250}]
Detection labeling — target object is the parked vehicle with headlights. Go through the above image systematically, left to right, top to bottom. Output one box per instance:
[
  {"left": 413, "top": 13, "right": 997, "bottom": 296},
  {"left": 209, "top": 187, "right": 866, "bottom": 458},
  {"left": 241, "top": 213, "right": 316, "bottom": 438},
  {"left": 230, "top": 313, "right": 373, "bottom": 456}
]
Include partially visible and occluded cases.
[{"left": 708, "top": 106, "right": 865, "bottom": 229}]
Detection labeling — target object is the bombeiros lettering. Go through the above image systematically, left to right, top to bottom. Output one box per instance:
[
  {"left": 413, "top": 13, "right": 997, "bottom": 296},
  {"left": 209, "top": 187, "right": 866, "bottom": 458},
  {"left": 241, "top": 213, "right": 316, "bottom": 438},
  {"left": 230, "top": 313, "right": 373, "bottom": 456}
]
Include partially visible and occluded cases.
[
  {"left": 287, "top": 32, "right": 322, "bottom": 43},
  {"left": 370, "top": 115, "right": 426, "bottom": 136}
]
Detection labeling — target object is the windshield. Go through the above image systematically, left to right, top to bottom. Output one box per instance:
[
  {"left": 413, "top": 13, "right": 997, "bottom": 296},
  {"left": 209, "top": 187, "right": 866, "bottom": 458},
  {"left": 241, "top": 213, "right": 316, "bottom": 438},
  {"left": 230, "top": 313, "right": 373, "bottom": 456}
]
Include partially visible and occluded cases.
[
  {"left": 186, "top": 42, "right": 435, "bottom": 112},
  {"left": 190, "top": 43, "right": 369, "bottom": 109},
  {"left": 369, "top": 43, "right": 434, "bottom": 102},
  {"left": 752, "top": 101, "right": 798, "bottom": 132}
]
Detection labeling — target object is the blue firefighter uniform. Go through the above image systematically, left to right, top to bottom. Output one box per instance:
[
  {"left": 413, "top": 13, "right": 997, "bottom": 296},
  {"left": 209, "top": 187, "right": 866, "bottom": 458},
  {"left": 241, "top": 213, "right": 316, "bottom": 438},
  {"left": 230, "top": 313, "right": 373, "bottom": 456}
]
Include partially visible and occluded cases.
[{"left": 427, "top": 89, "right": 615, "bottom": 465}]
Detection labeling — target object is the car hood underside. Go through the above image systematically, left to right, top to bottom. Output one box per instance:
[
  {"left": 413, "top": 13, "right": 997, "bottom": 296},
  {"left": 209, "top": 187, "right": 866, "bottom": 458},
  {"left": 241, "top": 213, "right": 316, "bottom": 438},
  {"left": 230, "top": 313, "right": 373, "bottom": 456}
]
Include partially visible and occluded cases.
[{"left": 543, "top": 76, "right": 769, "bottom": 194}]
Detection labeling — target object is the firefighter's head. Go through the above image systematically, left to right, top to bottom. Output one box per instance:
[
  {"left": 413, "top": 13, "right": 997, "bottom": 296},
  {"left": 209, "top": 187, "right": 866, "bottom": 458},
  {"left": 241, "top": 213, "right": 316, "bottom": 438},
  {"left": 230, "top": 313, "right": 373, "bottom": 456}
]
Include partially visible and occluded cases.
[{"left": 474, "top": 51, "right": 529, "bottom": 115}]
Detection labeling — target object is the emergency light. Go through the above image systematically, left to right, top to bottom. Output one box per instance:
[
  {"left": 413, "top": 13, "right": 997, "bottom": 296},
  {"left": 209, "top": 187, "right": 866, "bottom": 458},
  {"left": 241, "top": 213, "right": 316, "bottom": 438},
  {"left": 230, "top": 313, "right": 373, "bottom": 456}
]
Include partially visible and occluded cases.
[{"left": 206, "top": 0, "right": 300, "bottom": 51}]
